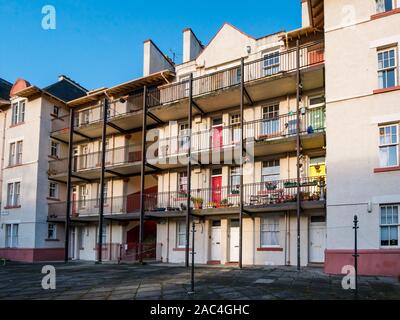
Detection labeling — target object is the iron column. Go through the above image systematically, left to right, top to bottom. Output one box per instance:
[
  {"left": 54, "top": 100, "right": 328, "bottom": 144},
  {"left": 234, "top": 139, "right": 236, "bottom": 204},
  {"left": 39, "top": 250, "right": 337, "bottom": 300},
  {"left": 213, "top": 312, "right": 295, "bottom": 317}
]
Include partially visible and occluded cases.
[
  {"left": 295, "top": 40, "right": 301, "bottom": 271},
  {"left": 239, "top": 57, "right": 245, "bottom": 269},
  {"left": 64, "top": 108, "right": 75, "bottom": 263}
]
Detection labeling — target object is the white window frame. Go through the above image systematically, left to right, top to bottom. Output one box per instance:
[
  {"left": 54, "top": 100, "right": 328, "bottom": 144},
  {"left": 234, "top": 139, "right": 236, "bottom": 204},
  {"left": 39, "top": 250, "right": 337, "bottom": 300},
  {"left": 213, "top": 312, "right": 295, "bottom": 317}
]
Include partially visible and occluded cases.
[
  {"left": 375, "top": 0, "right": 396, "bottom": 13},
  {"left": 377, "top": 47, "right": 397, "bottom": 89},
  {"left": 263, "top": 51, "right": 280, "bottom": 76},
  {"left": 11, "top": 100, "right": 25, "bottom": 125},
  {"left": 53, "top": 105, "right": 60, "bottom": 117},
  {"left": 230, "top": 114, "right": 241, "bottom": 143},
  {"left": 378, "top": 124, "right": 399, "bottom": 167},
  {"left": 9, "top": 140, "right": 23, "bottom": 166},
  {"left": 50, "top": 140, "right": 60, "bottom": 158},
  {"left": 262, "top": 160, "right": 280, "bottom": 186},
  {"left": 229, "top": 166, "right": 241, "bottom": 194},
  {"left": 178, "top": 172, "right": 188, "bottom": 194},
  {"left": 7, "top": 181, "right": 21, "bottom": 207},
  {"left": 49, "top": 182, "right": 59, "bottom": 199},
  {"left": 79, "top": 184, "right": 89, "bottom": 208},
  {"left": 380, "top": 204, "right": 399, "bottom": 247},
  {"left": 260, "top": 217, "right": 280, "bottom": 247},
  {"left": 176, "top": 221, "right": 186, "bottom": 248},
  {"left": 47, "top": 223, "right": 57, "bottom": 240},
  {"left": 5, "top": 224, "right": 19, "bottom": 248}
]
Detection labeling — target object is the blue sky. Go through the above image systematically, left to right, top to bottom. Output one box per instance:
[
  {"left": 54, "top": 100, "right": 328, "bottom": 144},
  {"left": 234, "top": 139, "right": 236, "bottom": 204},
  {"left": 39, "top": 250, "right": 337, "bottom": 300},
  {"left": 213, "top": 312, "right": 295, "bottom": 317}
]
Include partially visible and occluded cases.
[{"left": 0, "top": 0, "right": 301, "bottom": 90}]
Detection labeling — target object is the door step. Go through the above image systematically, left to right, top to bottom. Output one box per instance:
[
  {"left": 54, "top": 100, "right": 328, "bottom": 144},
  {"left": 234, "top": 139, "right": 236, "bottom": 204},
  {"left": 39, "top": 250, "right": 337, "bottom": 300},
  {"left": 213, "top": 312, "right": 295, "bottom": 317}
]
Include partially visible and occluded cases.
[
  {"left": 207, "top": 260, "right": 221, "bottom": 265},
  {"left": 308, "top": 262, "right": 324, "bottom": 268}
]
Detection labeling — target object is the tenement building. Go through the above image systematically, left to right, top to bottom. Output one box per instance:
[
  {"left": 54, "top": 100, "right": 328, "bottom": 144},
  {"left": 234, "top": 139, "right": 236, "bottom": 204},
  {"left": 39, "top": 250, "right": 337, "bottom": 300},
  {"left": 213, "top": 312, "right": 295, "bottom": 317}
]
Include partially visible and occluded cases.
[{"left": 0, "top": 0, "right": 398, "bottom": 276}]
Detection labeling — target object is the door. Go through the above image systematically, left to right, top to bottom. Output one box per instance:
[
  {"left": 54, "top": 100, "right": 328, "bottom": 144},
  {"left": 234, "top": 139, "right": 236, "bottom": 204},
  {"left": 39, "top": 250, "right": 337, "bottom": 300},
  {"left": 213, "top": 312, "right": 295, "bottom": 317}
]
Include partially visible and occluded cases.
[
  {"left": 212, "top": 118, "right": 223, "bottom": 150},
  {"left": 72, "top": 148, "right": 78, "bottom": 172},
  {"left": 211, "top": 175, "right": 222, "bottom": 206},
  {"left": 72, "top": 187, "right": 77, "bottom": 217},
  {"left": 309, "top": 216, "right": 326, "bottom": 263},
  {"left": 210, "top": 221, "right": 221, "bottom": 261},
  {"left": 229, "top": 223, "right": 240, "bottom": 262},
  {"left": 70, "top": 227, "right": 76, "bottom": 260}
]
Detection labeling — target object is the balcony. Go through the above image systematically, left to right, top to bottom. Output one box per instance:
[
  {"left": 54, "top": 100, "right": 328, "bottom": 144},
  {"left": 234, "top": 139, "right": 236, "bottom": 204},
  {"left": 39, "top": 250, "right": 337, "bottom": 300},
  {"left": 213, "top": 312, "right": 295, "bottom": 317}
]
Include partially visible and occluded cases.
[
  {"left": 147, "top": 41, "right": 324, "bottom": 122},
  {"left": 50, "top": 92, "right": 159, "bottom": 142},
  {"left": 153, "top": 106, "right": 325, "bottom": 169},
  {"left": 48, "top": 144, "right": 144, "bottom": 181},
  {"left": 145, "top": 175, "right": 326, "bottom": 216},
  {"left": 48, "top": 176, "right": 326, "bottom": 222}
]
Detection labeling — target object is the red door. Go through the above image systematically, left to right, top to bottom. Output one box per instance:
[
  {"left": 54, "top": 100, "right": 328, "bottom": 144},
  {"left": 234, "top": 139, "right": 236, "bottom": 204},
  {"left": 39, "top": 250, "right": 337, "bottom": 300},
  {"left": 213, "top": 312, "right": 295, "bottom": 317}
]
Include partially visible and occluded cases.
[
  {"left": 212, "top": 126, "right": 223, "bottom": 150},
  {"left": 212, "top": 176, "right": 222, "bottom": 206},
  {"left": 72, "top": 190, "right": 77, "bottom": 217}
]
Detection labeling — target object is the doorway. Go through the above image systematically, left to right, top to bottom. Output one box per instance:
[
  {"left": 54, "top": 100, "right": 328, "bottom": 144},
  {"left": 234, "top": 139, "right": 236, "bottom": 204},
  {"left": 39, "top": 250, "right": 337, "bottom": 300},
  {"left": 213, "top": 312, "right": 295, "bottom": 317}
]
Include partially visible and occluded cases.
[
  {"left": 212, "top": 117, "right": 223, "bottom": 150},
  {"left": 211, "top": 168, "right": 222, "bottom": 206},
  {"left": 309, "top": 216, "right": 326, "bottom": 263},
  {"left": 229, "top": 219, "right": 240, "bottom": 262},
  {"left": 210, "top": 220, "right": 221, "bottom": 261}
]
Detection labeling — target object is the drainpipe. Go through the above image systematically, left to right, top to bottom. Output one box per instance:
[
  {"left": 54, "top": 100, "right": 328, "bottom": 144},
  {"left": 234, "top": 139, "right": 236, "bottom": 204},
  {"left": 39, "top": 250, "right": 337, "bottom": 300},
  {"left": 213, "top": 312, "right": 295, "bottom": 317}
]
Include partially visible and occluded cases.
[
  {"left": 0, "top": 110, "right": 6, "bottom": 206},
  {"left": 166, "top": 217, "right": 170, "bottom": 263}
]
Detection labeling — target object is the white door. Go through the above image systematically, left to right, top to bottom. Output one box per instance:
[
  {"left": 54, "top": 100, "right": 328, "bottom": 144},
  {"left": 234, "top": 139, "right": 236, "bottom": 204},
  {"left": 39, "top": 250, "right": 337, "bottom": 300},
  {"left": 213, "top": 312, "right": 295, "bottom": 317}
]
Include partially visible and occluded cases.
[
  {"left": 309, "top": 219, "right": 326, "bottom": 263},
  {"left": 211, "top": 225, "right": 221, "bottom": 261},
  {"left": 229, "top": 226, "right": 240, "bottom": 262}
]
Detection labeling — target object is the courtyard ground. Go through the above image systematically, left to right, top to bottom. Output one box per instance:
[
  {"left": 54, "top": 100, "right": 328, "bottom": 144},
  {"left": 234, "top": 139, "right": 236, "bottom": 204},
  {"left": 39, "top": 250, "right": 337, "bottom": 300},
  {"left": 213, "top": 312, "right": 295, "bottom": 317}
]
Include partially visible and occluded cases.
[{"left": 0, "top": 262, "right": 399, "bottom": 300}]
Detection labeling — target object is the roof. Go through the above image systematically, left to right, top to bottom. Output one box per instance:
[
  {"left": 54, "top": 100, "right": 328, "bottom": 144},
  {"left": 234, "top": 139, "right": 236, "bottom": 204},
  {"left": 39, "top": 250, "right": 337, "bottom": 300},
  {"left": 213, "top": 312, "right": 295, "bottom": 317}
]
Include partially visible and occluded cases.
[
  {"left": 308, "top": 0, "right": 324, "bottom": 29},
  {"left": 67, "top": 69, "right": 174, "bottom": 107},
  {"left": 0, "top": 78, "right": 12, "bottom": 100},
  {"left": 43, "top": 78, "right": 87, "bottom": 102}
]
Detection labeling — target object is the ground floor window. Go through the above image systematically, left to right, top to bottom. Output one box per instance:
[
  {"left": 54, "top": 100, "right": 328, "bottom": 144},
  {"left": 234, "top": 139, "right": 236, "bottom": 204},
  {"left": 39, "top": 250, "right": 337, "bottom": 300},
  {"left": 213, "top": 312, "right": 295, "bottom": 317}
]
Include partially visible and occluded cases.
[
  {"left": 380, "top": 205, "right": 399, "bottom": 247},
  {"left": 260, "top": 217, "right": 280, "bottom": 247},
  {"left": 176, "top": 221, "right": 186, "bottom": 248},
  {"left": 5, "top": 224, "right": 19, "bottom": 248}
]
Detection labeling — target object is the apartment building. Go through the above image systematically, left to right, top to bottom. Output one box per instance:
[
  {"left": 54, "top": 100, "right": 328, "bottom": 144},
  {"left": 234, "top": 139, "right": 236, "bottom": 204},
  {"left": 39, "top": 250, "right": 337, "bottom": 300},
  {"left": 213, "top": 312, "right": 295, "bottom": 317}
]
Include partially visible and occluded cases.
[
  {"left": 324, "top": 0, "right": 400, "bottom": 276},
  {"left": 0, "top": 76, "right": 87, "bottom": 262}
]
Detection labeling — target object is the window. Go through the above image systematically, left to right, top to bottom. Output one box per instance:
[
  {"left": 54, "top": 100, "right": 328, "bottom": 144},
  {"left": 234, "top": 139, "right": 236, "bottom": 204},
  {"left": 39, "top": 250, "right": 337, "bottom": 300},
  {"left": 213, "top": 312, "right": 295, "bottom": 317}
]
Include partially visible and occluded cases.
[
  {"left": 376, "top": 0, "right": 394, "bottom": 13},
  {"left": 378, "top": 48, "right": 397, "bottom": 89},
  {"left": 263, "top": 51, "right": 280, "bottom": 76},
  {"left": 11, "top": 101, "right": 25, "bottom": 125},
  {"left": 262, "top": 104, "right": 280, "bottom": 136},
  {"left": 53, "top": 106, "right": 60, "bottom": 117},
  {"left": 230, "top": 114, "right": 241, "bottom": 143},
  {"left": 178, "top": 123, "right": 190, "bottom": 152},
  {"left": 379, "top": 124, "right": 398, "bottom": 167},
  {"left": 9, "top": 141, "right": 23, "bottom": 166},
  {"left": 50, "top": 141, "right": 60, "bottom": 158},
  {"left": 262, "top": 160, "right": 280, "bottom": 190},
  {"left": 230, "top": 166, "right": 241, "bottom": 194},
  {"left": 178, "top": 172, "right": 188, "bottom": 194},
  {"left": 7, "top": 182, "right": 21, "bottom": 207},
  {"left": 49, "top": 182, "right": 59, "bottom": 199},
  {"left": 79, "top": 185, "right": 89, "bottom": 208},
  {"left": 380, "top": 205, "right": 399, "bottom": 246},
  {"left": 260, "top": 217, "right": 280, "bottom": 247},
  {"left": 176, "top": 221, "right": 186, "bottom": 248},
  {"left": 47, "top": 223, "right": 56, "bottom": 240},
  {"left": 5, "top": 224, "right": 19, "bottom": 248}
]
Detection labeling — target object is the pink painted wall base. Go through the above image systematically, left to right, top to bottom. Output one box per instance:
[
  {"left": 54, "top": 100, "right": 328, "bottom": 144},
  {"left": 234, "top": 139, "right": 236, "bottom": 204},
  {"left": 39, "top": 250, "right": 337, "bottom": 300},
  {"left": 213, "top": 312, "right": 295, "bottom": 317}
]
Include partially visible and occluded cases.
[{"left": 0, "top": 248, "right": 64, "bottom": 263}]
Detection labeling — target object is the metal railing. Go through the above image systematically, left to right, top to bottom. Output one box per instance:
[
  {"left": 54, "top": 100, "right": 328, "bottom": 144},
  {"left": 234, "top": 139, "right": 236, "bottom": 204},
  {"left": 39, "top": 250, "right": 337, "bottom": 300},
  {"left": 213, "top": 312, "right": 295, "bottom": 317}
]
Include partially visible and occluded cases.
[
  {"left": 147, "top": 41, "right": 324, "bottom": 107},
  {"left": 51, "top": 92, "right": 144, "bottom": 134},
  {"left": 156, "top": 106, "right": 325, "bottom": 158},
  {"left": 48, "top": 144, "right": 142, "bottom": 176},
  {"left": 48, "top": 176, "right": 326, "bottom": 218},
  {"left": 145, "top": 176, "right": 326, "bottom": 211}
]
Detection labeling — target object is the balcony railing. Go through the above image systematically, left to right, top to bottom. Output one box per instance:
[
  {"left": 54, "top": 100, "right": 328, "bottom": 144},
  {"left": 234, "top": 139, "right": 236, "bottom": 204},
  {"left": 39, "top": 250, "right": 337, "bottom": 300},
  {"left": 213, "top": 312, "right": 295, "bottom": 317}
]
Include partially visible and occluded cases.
[
  {"left": 147, "top": 41, "right": 324, "bottom": 107},
  {"left": 51, "top": 92, "right": 144, "bottom": 134},
  {"left": 156, "top": 106, "right": 325, "bottom": 158},
  {"left": 48, "top": 144, "right": 142, "bottom": 176},
  {"left": 48, "top": 176, "right": 326, "bottom": 219},
  {"left": 145, "top": 176, "right": 326, "bottom": 212}
]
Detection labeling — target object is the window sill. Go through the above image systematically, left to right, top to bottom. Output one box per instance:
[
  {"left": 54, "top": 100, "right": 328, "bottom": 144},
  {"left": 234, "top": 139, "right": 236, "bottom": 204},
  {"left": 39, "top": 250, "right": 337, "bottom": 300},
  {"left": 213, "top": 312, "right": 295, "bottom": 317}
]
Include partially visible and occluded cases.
[
  {"left": 371, "top": 8, "right": 400, "bottom": 20},
  {"left": 373, "top": 85, "right": 400, "bottom": 95},
  {"left": 50, "top": 113, "right": 61, "bottom": 118},
  {"left": 9, "top": 122, "right": 25, "bottom": 128},
  {"left": 48, "top": 155, "right": 60, "bottom": 160},
  {"left": 6, "top": 164, "right": 23, "bottom": 169},
  {"left": 374, "top": 166, "right": 400, "bottom": 173},
  {"left": 47, "top": 197, "right": 60, "bottom": 201},
  {"left": 4, "top": 205, "right": 21, "bottom": 209},
  {"left": 45, "top": 239, "right": 60, "bottom": 242},
  {"left": 173, "top": 247, "right": 192, "bottom": 251},
  {"left": 257, "top": 247, "right": 283, "bottom": 252}
]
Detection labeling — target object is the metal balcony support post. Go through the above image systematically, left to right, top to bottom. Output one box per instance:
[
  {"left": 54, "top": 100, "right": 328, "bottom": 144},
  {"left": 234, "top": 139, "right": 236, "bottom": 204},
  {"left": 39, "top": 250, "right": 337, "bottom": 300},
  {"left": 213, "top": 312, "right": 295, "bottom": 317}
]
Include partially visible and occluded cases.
[
  {"left": 295, "top": 40, "right": 302, "bottom": 271},
  {"left": 239, "top": 57, "right": 245, "bottom": 269},
  {"left": 185, "top": 74, "right": 193, "bottom": 268},
  {"left": 139, "top": 86, "right": 148, "bottom": 264},
  {"left": 97, "top": 98, "right": 108, "bottom": 263},
  {"left": 64, "top": 108, "right": 75, "bottom": 263}
]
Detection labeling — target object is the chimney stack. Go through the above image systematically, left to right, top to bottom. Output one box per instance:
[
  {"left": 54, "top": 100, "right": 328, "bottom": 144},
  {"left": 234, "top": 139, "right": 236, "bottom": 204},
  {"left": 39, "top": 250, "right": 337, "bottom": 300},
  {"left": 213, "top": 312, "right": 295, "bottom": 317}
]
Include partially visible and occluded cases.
[
  {"left": 182, "top": 28, "right": 203, "bottom": 63},
  {"left": 143, "top": 40, "right": 174, "bottom": 77}
]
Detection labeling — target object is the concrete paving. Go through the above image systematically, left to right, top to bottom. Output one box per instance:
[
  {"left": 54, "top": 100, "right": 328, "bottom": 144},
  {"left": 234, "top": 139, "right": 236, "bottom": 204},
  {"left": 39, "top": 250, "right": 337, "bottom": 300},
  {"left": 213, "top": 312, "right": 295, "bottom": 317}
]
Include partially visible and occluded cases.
[{"left": 0, "top": 262, "right": 399, "bottom": 300}]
